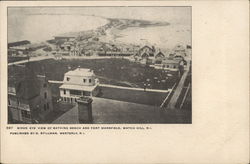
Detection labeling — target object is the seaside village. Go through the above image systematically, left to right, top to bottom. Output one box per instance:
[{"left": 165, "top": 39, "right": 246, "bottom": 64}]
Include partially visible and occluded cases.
[{"left": 8, "top": 34, "right": 192, "bottom": 124}]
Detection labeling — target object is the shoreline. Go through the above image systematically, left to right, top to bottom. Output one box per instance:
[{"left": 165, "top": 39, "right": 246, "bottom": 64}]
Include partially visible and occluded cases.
[{"left": 59, "top": 16, "right": 171, "bottom": 45}]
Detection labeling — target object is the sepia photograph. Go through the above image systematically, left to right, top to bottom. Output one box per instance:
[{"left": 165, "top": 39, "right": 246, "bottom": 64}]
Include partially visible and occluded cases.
[
  {"left": 1, "top": 1, "right": 249, "bottom": 164},
  {"left": 7, "top": 6, "right": 192, "bottom": 124}
]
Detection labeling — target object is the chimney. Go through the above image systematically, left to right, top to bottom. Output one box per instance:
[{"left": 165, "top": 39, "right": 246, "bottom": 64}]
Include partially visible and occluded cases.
[{"left": 77, "top": 96, "right": 93, "bottom": 123}]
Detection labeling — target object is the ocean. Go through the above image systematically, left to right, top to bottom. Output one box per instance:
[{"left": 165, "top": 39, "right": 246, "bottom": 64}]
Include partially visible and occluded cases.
[
  {"left": 8, "top": 14, "right": 191, "bottom": 49},
  {"left": 8, "top": 15, "right": 108, "bottom": 43}
]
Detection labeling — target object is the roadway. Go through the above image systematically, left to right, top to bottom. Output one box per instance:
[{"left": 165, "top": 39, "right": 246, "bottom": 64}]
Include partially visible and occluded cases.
[
  {"left": 8, "top": 55, "right": 53, "bottom": 66},
  {"left": 166, "top": 60, "right": 191, "bottom": 109}
]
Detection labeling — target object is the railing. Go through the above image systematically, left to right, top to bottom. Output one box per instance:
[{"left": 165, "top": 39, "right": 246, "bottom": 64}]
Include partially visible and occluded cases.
[
  {"left": 9, "top": 103, "right": 30, "bottom": 111},
  {"left": 22, "top": 117, "right": 32, "bottom": 123}
]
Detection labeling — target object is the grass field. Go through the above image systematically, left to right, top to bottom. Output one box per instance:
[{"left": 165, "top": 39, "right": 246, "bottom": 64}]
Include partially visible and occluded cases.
[
  {"left": 8, "top": 56, "right": 29, "bottom": 63},
  {"left": 9, "top": 58, "right": 180, "bottom": 106},
  {"left": 15, "top": 58, "right": 179, "bottom": 90},
  {"left": 97, "top": 86, "right": 168, "bottom": 106}
]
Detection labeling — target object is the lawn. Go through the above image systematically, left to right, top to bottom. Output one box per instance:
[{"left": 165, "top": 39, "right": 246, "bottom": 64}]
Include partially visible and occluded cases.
[
  {"left": 8, "top": 56, "right": 29, "bottom": 63},
  {"left": 8, "top": 58, "right": 180, "bottom": 106},
  {"left": 18, "top": 58, "right": 179, "bottom": 90},
  {"left": 98, "top": 86, "right": 168, "bottom": 106}
]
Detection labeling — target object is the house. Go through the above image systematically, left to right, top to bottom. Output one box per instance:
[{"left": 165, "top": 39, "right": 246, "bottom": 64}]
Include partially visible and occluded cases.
[
  {"left": 54, "top": 35, "right": 76, "bottom": 42},
  {"left": 8, "top": 40, "right": 31, "bottom": 49},
  {"left": 60, "top": 41, "right": 74, "bottom": 51},
  {"left": 8, "top": 42, "right": 47, "bottom": 57},
  {"left": 173, "top": 44, "right": 186, "bottom": 57},
  {"left": 138, "top": 45, "right": 155, "bottom": 57},
  {"left": 8, "top": 49, "right": 18, "bottom": 57},
  {"left": 52, "top": 51, "right": 62, "bottom": 60},
  {"left": 56, "top": 51, "right": 70, "bottom": 56},
  {"left": 154, "top": 51, "right": 166, "bottom": 64},
  {"left": 173, "top": 55, "right": 185, "bottom": 61},
  {"left": 162, "top": 58, "right": 181, "bottom": 71},
  {"left": 8, "top": 65, "right": 53, "bottom": 123},
  {"left": 59, "top": 68, "right": 100, "bottom": 104}
]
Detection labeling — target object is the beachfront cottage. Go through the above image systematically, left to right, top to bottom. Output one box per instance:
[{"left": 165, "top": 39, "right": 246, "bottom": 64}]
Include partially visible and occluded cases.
[
  {"left": 54, "top": 36, "right": 76, "bottom": 42},
  {"left": 173, "top": 44, "right": 186, "bottom": 57},
  {"left": 138, "top": 45, "right": 155, "bottom": 57},
  {"left": 154, "top": 51, "right": 166, "bottom": 64},
  {"left": 162, "top": 58, "right": 181, "bottom": 71},
  {"left": 8, "top": 65, "right": 54, "bottom": 123},
  {"left": 59, "top": 68, "right": 100, "bottom": 104}
]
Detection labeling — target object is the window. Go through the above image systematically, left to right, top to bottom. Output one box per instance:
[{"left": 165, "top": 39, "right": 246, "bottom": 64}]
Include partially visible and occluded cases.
[
  {"left": 173, "top": 65, "right": 176, "bottom": 69},
  {"left": 66, "top": 77, "right": 70, "bottom": 81},
  {"left": 83, "top": 79, "right": 86, "bottom": 83},
  {"left": 89, "top": 79, "right": 92, "bottom": 83},
  {"left": 43, "top": 83, "right": 47, "bottom": 88},
  {"left": 64, "top": 89, "right": 66, "bottom": 95},
  {"left": 70, "top": 90, "right": 81, "bottom": 95},
  {"left": 83, "top": 91, "right": 91, "bottom": 96},
  {"left": 44, "top": 92, "right": 47, "bottom": 99},
  {"left": 63, "top": 97, "right": 66, "bottom": 102},
  {"left": 8, "top": 100, "right": 11, "bottom": 105},
  {"left": 47, "top": 103, "right": 49, "bottom": 110},
  {"left": 44, "top": 104, "right": 47, "bottom": 111},
  {"left": 21, "top": 110, "right": 31, "bottom": 118}
]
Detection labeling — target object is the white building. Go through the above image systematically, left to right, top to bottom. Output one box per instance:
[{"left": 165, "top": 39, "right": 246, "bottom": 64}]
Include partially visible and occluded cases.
[{"left": 59, "top": 68, "right": 100, "bottom": 103}]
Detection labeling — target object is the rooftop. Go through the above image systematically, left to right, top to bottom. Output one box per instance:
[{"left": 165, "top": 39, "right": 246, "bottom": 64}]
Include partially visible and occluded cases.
[
  {"left": 8, "top": 40, "right": 31, "bottom": 48},
  {"left": 162, "top": 58, "right": 181, "bottom": 64},
  {"left": 8, "top": 64, "right": 40, "bottom": 100},
  {"left": 65, "top": 68, "right": 95, "bottom": 77},
  {"left": 52, "top": 97, "right": 191, "bottom": 124}
]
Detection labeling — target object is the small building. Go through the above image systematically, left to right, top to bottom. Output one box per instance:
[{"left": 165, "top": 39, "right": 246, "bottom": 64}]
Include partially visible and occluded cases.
[
  {"left": 54, "top": 36, "right": 76, "bottom": 42},
  {"left": 8, "top": 40, "right": 31, "bottom": 49},
  {"left": 173, "top": 44, "right": 186, "bottom": 57},
  {"left": 138, "top": 45, "right": 155, "bottom": 57},
  {"left": 56, "top": 51, "right": 70, "bottom": 56},
  {"left": 154, "top": 51, "right": 166, "bottom": 64},
  {"left": 54, "top": 52, "right": 62, "bottom": 60},
  {"left": 162, "top": 58, "right": 181, "bottom": 71},
  {"left": 8, "top": 65, "right": 53, "bottom": 123},
  {"left": 59, "top": 68, "right": 100, "bottom": 104}
]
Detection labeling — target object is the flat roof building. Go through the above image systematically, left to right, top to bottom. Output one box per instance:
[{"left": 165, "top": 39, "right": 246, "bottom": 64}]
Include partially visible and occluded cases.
[{"left": 59, "top": 67, "right": 100, "bottom": 104}]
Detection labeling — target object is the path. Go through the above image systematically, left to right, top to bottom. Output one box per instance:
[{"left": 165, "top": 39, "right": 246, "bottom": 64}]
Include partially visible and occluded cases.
[
  {"left": 8, "top": 54, "right": 132, "bottom": 66},
  {"left": 8, "top": 56, "right": 53, "bottom": 66},
  {"left": 166, "top": 60, "right": 191, "bottom": 109},
  {"left": 48, "top": 80, "right": 170, "bottom": 93},
  {"left": 99, "top": 84, "right": 170, "bottom": 93}
]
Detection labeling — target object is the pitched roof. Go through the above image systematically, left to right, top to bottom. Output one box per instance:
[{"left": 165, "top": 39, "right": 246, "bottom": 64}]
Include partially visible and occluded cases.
[
  {"left": 8, "top": 40, "right": 31, "bottom": 48},
  {"left": 139, "top": 45, "right": 154, "bottom": 53},
  {"left": 155, "top": 51, "right": 165, "bottom": 58},
  {"left": 141, "top": 52, "right": 149, "bottom": 58},
  {"left": 8, "top": 64, "right": 40, "bottom": 100}
]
